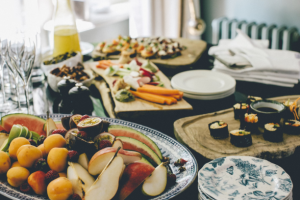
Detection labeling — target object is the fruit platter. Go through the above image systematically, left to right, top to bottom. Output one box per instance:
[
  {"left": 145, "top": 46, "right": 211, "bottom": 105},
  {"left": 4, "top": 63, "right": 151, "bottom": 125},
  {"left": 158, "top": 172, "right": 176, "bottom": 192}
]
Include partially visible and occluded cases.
[{"left": 0, "top": 113, "right": 197, "bottom": 200}]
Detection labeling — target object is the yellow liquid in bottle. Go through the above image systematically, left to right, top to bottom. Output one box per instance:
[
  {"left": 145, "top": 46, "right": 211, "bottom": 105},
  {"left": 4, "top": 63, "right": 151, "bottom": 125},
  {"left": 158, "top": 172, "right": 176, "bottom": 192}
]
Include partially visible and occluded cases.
[{"left": 53, "top": 26, "right": 81, "bottom": 57}]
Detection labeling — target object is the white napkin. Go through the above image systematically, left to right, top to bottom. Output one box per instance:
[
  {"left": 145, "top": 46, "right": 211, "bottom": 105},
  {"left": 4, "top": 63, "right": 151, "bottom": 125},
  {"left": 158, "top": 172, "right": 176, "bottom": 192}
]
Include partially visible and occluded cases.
[{"left": 209, "top": 29, "right": 300, "bottom": 87}]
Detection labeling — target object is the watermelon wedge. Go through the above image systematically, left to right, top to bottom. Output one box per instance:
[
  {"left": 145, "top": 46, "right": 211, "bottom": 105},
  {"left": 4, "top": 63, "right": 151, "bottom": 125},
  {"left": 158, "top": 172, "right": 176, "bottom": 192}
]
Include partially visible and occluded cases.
[
  {"left": 1, "top": 113, "right": 46, "bottom": 136},
  {"left": 55, "top": 121, "right": 65, "bottom": 130},
  {"left": 0, "top": 125, "right": 7, "bottom": 132},
  {"left": 108, "top": 125, "right": 162, "bottom": 159}
]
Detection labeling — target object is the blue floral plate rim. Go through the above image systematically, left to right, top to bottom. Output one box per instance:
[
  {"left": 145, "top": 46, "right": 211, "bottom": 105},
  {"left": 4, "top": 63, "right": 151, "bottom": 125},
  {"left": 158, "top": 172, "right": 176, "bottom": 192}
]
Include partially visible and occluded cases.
[
  {"left": 0, "top": 114, "right": 198, "bottom": 200},
  {"left": 198, "top": 156, "right": 293, "bottom": 200}
]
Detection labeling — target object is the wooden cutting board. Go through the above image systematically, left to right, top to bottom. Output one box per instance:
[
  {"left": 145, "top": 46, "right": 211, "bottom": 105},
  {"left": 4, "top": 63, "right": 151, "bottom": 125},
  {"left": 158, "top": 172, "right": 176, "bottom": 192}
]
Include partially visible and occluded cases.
[
  {"left": 92, "top": 38, "right": 207, "bottom": 69},
  {"left": 84, "top": 62, "right": 193, "bottom": 114},
  {"left": 174, "top": 95, "right": 300, "bottom": 160}
]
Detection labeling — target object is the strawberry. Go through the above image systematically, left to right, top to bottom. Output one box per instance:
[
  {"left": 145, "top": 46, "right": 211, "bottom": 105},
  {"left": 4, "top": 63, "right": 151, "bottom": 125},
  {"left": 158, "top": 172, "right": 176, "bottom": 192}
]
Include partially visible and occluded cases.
[
  {"left": 79, "top": 115, "right": 90, "bottom": 122},
  {"left": 52, "top": 129, "right": 67, "bottom": 137},
  {"left": 77, "top": 131, "right": 88, "bottom": 140},
  {"left": 37, "top": 135, "right": 46, "bottom": 146},
  {"left": 28, "top": 139, "right": 37, "bottom": 146},
  {"left": 98, "top": 140, "right": 112, "bottom": 150},
  {"left": 68, "top": 150, "right": 79, "bottom": 162},
  {"left": 33, "top": 158, "right": 49, "bottom": 172},
  {"left": 174, "top": 158, "right": 187, "bottom": 167},
  {"left": 45, "top": 170, "right": 59, "bottom": 184},
  {"left": 167, "top": 173, "right": 176, "bottom": 185},
  {"left": 20, "top": 182, "right": 32, "bottom": 193},
  {"left": 68, "top": 194, "right": 82, "bottom": 200}
]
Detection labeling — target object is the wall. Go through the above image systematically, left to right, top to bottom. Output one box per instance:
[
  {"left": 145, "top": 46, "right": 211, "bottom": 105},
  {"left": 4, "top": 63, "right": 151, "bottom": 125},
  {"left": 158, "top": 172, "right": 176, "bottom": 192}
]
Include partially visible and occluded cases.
[{"left": 201, "top": 0, "right": 300, "bottom": 43}]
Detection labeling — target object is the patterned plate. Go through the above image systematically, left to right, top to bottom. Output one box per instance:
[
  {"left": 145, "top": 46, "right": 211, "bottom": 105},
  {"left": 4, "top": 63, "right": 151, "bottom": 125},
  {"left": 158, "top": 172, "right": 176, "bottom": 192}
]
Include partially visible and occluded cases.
[
  {"left": 0, "top": 114, "right": 198, "bottom": 200},
  {"left": 198, "top": 156, "right": 293, "bottom": 200}
]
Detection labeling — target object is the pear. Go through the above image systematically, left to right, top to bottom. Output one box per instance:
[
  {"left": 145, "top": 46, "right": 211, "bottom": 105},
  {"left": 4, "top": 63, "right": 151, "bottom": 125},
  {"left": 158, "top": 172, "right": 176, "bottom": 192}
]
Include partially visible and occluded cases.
[
  {"left": 46, "top": 117, "right": 57, "bottom": 137},
  {"left": 0, "top": 132, "right": 9, "bottom": 150},
  {"left": 112, "top": 138, "right": 123, "bottom": 149},
  {"left": 78, "top": 153, "right": 89, "bottom": 170},
  {"left": 85, "top": 156, "right": 124, "bottom": 200},
  {"left": 70, "top": 162, "right": 95, "bottom": 192},
  {"left": 142, "top": 162, "right": 168, "bottom": 196},
  {"left": 67, "top": 165, "right": 83, "bottom": 198}
]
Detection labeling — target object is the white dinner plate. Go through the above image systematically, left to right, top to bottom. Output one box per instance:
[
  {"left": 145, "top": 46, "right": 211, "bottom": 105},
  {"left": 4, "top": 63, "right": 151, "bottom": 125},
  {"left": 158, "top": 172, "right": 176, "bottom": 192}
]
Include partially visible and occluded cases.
[
  {"left": 171, "top": 70, "right": 236, "bottom": 95},
  {"left": 183, "top": 87, "right": 235, "bottom": 100}
]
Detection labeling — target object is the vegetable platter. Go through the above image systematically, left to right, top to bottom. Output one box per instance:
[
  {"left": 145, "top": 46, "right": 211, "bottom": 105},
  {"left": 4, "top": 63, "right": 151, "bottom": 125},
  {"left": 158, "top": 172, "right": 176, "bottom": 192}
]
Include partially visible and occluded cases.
[{"left": 85, "top": 59, "right": 192, "bottom": 114}]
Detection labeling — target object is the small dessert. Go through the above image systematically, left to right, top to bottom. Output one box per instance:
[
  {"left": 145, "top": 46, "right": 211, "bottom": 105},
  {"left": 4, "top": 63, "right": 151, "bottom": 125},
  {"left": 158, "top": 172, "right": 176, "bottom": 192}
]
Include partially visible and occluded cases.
[
  {"left": 246, "top": 96, "right": 262, "bottom": 104},
  {"left": 283, "top": 99, "right": 297, "bottom": 119},
  {"left": 233, "top": 103, "right": 249, "bottom": 120},
  {"left": 244, "top": 113, "right": 259, "bottom": 134},
  {"left": 284, "top": 119, "right": 300, "bottom": 135},
  {"left": 208, "top": 121, "right": 229, "bottom": 139},
  {"left": 263, "top": 123, "right": 283, "bottom": 142},
  {"left": 230, "top": 130, "right": 252, "bottom": 147}
]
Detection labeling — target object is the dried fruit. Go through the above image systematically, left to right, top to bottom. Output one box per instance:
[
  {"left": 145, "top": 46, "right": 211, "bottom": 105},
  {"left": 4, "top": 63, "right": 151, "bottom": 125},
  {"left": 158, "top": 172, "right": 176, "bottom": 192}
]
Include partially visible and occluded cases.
[
  {"left": 79, "top": 115, "right": 90, "bottom": 122},
  {"left": 52, "top": 129, "right": 67, "bottom": 137},
  {"left": 77, "top": 131, "right": 88, "bottom": 140},
  {"left": 37, "top": 136, "right": 46, "bottom": 146},
  {"left": 28, "top": 139, "right": 37, "bottom": 146},
  {"left": 98, "top": 140, "right": 112, "bottom": 150},
  {"left": 67, "top": 150, "right": 79, "bottom": 162},
  {"left": 162, "top": 156, "right": 170, "bottom": 162},
  {"left": 34, "top": 158, "right": 49, "bottom": 172},
  {"left": 174, "top": 158, "right": 187, "bottom": 167},
  {"left": 178, "top": 166, "right": 186, "bottom": 172},
  {"left": 45, "top": 170, "right": 60, "bottom": 184},
  {"left": 167, "top": 173, "right": 176, "bottom": 185},
  {"left": 20, "top": 182, "right": 32, "bottom": 193},
  {"left": 68, "top": 193, "right": 82, "bottom": 200}
]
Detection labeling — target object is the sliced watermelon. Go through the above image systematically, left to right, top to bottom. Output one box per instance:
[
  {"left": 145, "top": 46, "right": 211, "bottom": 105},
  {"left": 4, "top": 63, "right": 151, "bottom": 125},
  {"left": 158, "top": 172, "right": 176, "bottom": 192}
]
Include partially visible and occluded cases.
[
  {"left": 1, "top": 113, "right": 46, "bottom": 136},
  {"left": 55, "top": 121, "right": 65, "bottom": 130},
  {"left": 0, "top": 125, "right": 8, "bottom": 132},
  {"left": 108, "top": 125, "right": 162, "bottom": 159}
]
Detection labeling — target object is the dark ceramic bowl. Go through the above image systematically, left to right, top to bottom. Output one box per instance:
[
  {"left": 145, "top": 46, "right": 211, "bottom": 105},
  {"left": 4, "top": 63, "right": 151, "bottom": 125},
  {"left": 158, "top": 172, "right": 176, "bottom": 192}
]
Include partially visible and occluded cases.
[{"left": 250, "top": 100, "right": 286, "bottom": 124}]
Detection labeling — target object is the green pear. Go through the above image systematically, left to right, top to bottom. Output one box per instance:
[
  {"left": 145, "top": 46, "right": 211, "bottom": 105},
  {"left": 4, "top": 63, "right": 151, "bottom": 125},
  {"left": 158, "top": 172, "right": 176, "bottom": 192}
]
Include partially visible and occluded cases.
[{"left": 142, "top": 162, "right": 168, "bottom": 196}]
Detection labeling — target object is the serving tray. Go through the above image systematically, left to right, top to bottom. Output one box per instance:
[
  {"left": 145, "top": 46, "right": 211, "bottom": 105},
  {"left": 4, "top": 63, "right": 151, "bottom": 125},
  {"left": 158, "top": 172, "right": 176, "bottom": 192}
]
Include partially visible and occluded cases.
[
  {"left": 92, "top": 38, "right": 207, "bottom": 69},
  {"left": 85, "top": 62, "right": 192, "bottom": 115},
  {"left": 174, "top": 95, "right": 300, "bottom": 160},
  {"left": 0, "top": 114, "right": 198, "bottom": 200}
]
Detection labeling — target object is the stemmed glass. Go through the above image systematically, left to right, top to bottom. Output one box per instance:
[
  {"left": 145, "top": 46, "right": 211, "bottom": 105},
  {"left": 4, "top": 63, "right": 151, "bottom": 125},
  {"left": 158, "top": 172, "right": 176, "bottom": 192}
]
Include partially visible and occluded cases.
[
  {"left": 6, "top": 33, "right": 35, "bottom": 114},
  {"left": 0, "top": 37, "right": 17, "bottom": 113}
]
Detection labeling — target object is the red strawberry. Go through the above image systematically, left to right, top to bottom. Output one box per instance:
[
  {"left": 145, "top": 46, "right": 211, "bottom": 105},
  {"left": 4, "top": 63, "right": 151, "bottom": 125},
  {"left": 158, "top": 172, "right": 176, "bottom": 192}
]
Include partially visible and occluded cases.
[
  {"left": 79, "top": 115, "right": 90, "bottom": 122},
  {"left": 52, "top": 129, "right": 67, "bottom": 137},
  {"left": 77, "top": 131, "right": 88, "bottom": 140},
  {"left": 27, "top": 139, "right": 37, "bottom": 146},
  {"left": 98, "top": 140, "right": 112, "bottom": 150},
  {"left": 68, "top": 150, "right": 79, "bottom": 162},
  {"left": 33, "top": 158, "right": 49, "bottom": 172},
  {"left": 174, "top": 158, "right": 187, "bottom": 166},
  {"left": 45, "top": 170, "right": 59, "bottom": 184},
  {"left": 167, "top": 173, "right": 176, "bottom": 185},
  {"left": 20, "top": 182, "right": 32, "bottom": 193},
  {"left": 68, "top": 194, "right": 82, "bottom": 200}
]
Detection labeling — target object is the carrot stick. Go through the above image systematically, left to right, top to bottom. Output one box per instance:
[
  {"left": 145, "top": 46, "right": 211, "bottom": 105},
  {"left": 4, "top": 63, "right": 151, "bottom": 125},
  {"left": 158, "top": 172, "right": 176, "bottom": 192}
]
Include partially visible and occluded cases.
[
  {"left": 137, "top": 85, "right": 180, "bottom": 95},
  {"left": 130, "top": 91, "right": 176, "bottom": 105}
]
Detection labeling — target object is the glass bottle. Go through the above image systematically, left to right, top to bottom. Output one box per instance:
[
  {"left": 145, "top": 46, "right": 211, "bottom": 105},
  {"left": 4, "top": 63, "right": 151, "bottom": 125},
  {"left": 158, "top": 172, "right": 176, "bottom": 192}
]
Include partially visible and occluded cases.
[{"left": 53, "top": 0, "right": 81, "bottom": 57}]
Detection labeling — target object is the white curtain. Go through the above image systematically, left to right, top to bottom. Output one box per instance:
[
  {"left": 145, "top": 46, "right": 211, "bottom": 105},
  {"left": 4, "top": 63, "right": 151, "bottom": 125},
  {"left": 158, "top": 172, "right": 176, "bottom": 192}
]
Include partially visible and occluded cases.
[{"left": 129, "top": 0, "right": 182, "bottom": 38}]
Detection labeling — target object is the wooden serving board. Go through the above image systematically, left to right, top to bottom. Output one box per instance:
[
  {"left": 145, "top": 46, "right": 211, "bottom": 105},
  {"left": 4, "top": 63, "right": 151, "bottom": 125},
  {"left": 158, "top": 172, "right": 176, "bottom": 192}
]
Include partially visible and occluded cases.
[
  {"left": 92, "top": 38, "right": 207, "bottom": 69},
  {"left": 85, "top": 62, "right": 192, "bottom": 114},
  {"left": 174, "top": 95, "right": 300, "bottom": 160}
]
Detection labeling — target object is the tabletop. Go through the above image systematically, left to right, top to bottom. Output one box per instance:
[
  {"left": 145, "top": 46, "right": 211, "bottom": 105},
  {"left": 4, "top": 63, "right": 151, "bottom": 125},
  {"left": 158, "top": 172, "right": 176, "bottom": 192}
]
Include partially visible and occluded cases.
[{"left": 1, "top": 45, "right": 300, "bottom": 200}]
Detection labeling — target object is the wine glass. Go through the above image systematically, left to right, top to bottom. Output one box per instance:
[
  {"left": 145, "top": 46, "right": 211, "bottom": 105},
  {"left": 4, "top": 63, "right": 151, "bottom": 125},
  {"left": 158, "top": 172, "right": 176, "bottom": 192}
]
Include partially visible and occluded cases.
[
  {"left": 5, "top": 34, "right": 23, "bottom": 113},
  {"left": 7, "top": 34, "right": 35, "bottom": 114},
  {"left": 0, "top": 37, "right": 17, "bottom": 113}
]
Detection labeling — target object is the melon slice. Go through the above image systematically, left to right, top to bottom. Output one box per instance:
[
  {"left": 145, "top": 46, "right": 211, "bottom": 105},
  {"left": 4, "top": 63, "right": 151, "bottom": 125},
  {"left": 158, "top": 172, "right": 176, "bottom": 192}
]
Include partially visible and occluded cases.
[
  {"left": 1, "top": 114, "right": 46, "bottom": 136},
  {"left": 55, "top": 121, "right": 65, "bottom": 130},
  {"left": 108, "top": 125, "right": 162, "bottom": 159},
  {"left": 116, "top": 136, "right": 161, "bottom": 165}
]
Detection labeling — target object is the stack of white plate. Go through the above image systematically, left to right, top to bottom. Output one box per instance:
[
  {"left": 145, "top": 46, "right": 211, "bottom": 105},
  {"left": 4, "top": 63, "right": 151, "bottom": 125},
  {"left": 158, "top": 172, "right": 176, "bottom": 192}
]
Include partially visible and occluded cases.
[
  {"left": 171, "top": 70, "right": 236, "bottom": 100},
  {"left": 198, "top": 156, "right": 293, "bottom": 200}
]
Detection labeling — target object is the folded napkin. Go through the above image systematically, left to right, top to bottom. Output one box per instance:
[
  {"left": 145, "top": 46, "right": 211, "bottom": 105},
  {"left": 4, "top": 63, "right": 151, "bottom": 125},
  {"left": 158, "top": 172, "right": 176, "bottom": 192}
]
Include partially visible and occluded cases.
[{"left": 209, "top": 29, "right": 300, "bottom": 87}]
